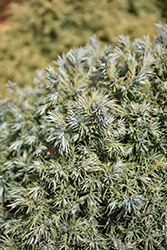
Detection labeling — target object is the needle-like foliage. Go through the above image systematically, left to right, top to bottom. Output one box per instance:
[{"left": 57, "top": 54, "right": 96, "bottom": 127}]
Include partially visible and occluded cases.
[{"left": 0, "top": 24, "right": 167, "bottom": 249}]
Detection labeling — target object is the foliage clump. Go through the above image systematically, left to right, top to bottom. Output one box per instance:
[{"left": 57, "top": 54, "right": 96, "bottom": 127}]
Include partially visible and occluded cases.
[{"left": 0, "top": 25, "right": 167, "bottom": 249}]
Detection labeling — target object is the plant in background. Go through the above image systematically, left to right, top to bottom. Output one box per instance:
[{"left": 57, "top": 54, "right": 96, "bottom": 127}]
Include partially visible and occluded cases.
[{"left": 0, "top": 25, "right": 167, "bottom": 249}]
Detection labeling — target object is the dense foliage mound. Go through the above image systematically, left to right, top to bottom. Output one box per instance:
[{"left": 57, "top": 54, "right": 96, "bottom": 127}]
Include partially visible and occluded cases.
[
  {"left": 0, "top": 0, "right": 166, "bottom": 96},
  {"left": 0, "top": 25, "right": 167, "bottom": 249}
]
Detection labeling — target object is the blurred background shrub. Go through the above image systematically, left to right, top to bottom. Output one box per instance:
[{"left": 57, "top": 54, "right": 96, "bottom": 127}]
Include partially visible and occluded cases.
[{"left": 0, "top": 0, "right": 166, "bottom": 97}]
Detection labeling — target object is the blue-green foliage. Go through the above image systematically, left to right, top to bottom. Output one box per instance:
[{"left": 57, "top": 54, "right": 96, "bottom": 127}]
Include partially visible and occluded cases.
[{"left": 0, "top": 25, "right": 167, "bottom": 249}]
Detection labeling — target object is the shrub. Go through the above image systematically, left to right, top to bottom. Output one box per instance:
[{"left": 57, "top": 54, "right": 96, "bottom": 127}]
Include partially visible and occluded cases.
[{"left": 0, "top": 25, "right": 167, "bottom": 249}]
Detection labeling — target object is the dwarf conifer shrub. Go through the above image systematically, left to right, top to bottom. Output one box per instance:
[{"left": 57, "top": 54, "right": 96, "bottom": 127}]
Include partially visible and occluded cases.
[{"left": 0, "top": 25, "right": 167, "bottom": 249}]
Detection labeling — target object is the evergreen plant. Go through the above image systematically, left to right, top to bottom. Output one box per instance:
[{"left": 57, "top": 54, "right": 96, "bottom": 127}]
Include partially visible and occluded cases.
[{"left": 0, "top": 24, "right": 167, "bottom": 249}]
